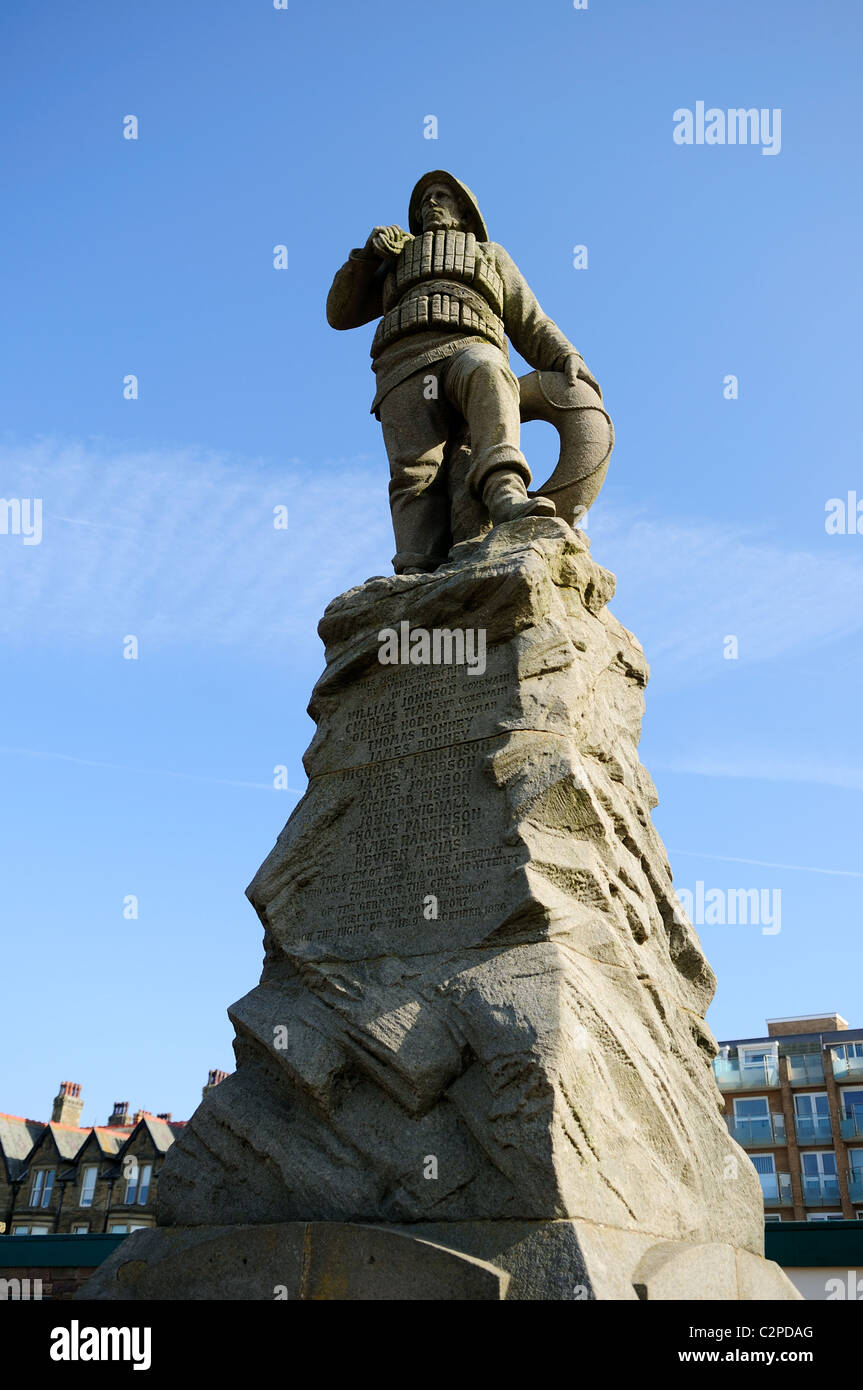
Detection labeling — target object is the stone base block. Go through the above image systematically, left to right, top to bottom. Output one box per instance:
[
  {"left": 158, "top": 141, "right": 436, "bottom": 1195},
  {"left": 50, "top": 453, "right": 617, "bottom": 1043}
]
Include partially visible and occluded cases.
[{"left": 78, "top": 1219, "right": 801, "bottom": 1301}]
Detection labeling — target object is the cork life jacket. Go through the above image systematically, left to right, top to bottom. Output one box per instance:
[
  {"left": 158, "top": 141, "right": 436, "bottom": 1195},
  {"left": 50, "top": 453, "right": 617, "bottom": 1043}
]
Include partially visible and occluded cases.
[{"left": 371, "top": 230, "right": 506, "bottom": 357}]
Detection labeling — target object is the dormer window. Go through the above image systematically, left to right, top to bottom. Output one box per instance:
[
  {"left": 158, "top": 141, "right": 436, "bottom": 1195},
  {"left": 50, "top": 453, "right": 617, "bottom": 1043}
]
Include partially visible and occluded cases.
[
  {"left": 124, "top": 1162, "right": 152, "bottom": 1205},
  {"left": 79, "top": 1165, "right": 98, "bottom": 1207},
  {"left": 29, "top": 1168, "right": 55, "bottom": 1208}
]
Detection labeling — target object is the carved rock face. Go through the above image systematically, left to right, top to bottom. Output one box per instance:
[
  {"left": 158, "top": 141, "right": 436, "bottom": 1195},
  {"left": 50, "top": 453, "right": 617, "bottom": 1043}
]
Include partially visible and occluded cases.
[{"left": 157, "top": 518, "right": 763, "bottom": 1255}]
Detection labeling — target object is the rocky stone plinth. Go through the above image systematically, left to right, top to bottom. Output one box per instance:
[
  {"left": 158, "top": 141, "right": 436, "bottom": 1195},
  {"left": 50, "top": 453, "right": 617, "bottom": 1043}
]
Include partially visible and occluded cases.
[{"left": 82, "top": 518, "right": 800, "bottom": 1300}]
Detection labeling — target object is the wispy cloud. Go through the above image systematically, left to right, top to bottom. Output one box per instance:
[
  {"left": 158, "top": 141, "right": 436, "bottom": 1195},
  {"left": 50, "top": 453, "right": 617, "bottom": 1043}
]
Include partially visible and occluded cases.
[
  {"left": 0, "top": 438, "right": 392, "bottom": 649},
  {"left": 4, "top": 441, "right": 863, "bottom": 683},
  {"left": 590, "top": 502, "right": 863, "bottom": 686},
  {"left": 0, "top": 744, "right": 304, "bottom": 794},
  {"left": 654, "top": 754, "right": 863, "bottom": 792},
  {"left": 669, "top": 848, "right": 863, "bottom": 879}
]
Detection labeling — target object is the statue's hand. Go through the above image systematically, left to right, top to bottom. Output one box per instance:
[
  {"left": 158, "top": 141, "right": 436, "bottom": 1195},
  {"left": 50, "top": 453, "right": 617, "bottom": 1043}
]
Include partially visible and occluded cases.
[
  {"left": 365, "top": 225, "right": 412, "bottom": 260},
  {"left": 562, "top": 353, "right": 602, "bottom": 399}
]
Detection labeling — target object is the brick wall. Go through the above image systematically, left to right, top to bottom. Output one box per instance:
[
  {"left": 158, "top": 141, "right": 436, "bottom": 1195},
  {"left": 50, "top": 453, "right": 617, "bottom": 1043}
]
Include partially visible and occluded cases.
[{"left": 0, "top": 1264, "right": 99, "bottom": 1300}]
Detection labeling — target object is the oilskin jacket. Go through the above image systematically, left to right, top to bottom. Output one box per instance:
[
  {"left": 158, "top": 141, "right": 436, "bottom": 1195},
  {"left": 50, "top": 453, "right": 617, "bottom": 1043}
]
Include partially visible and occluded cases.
[{"left": 326, "top": 229, "right": 580, "bottom": 415}]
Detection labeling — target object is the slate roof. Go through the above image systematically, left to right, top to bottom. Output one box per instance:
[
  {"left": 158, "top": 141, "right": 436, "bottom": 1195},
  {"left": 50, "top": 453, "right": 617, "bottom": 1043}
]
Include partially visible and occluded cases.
[
  {"left": 0, "top": 1088, "right": 202, "bottom": 1183},
  {"left": 0, "top": 1114, "right": 44, "bottom": 1180},
  {"left": 117, "top": 1115, "right": 177, "bottom": 1155},
  {"left": 141, "top": 1116, "right": 176, "bottom": 1154},
  {"left": 42, "top": 1122, "right": 91, "bottom": 1162},
  {"left": 91, "top": 1128, "right": 126, "bottom": 1156}
]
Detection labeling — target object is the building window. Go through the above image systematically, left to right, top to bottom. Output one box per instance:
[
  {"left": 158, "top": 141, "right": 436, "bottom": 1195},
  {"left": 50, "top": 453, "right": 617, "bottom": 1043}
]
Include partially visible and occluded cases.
[
  {"left": 832, "top": 1043, "right": 863, "bottom": 1080},
  {"left": 740, "top": 1044, "right": 779, "bottom": 1085},
  {"left": 742, "top": 1046, "right": 773, "bottom": 1065},
  {"left": 787, "top": 1051, "right": 824, "bottom": 1083},
  {"left": 840, "top": 1087, "right": 863, "bottom": 1138},
  {"left": 794, "top": 1092, "right": 831, "bottom": 1142},
  {"left": 732, "top": 1095, "right": 782, "bottom": 1143},
  {"left": 735, "top": 1096, "right": 769, "bottom": 1117},
  {"left": 801, "top": 1150, "right": 839, "bottom": 1203},
  {"left": 751, "top": 1153, "right": 778, "bottom": 1199},
  {"left": 124, "top": 1162, "right": 152, "bottom": 1206},
  {"left": 137, "top": 1164, "right": 152, "bottom": 1205},
  {"left": 79, "top": 1165, "right": 98, "bottom": 1207},
  {"left": 29, "top": 1169, "right": 54, "bottom": 1208},
  {"left": 806, "top": 1213, "right": 846, "bottom": 1222},
  {"left": 764, "top": 1214, "right": 782, "bottom": 1223},
  {"left": 14, "top": 1223, "right": 50, "bottom": 1234},
  {"left": 72, "top": 1223, "right": 89, "bottom": 1234},
  {"left": 109, "top": 1224, "right": 128, "bottom": 1234}
]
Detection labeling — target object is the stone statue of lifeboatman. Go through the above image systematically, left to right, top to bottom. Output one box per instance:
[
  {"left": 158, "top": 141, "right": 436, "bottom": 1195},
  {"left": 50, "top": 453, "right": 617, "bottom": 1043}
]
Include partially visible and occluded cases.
[{"left": 327, "top": 170, "right": 609, "bottom": 575}]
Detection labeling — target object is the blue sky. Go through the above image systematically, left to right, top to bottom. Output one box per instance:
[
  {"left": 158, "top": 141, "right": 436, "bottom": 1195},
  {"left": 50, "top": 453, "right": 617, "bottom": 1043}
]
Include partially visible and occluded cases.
[{"left": 1, "top": 0, "right": 861, "bottom": 1127}]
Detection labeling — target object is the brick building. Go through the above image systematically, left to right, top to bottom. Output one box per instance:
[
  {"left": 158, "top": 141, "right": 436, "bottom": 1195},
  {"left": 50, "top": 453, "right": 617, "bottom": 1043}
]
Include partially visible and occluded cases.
[
  {"left": 715, "top": 1012, "right": 863, "bottom": 1222},
  {"left": 0, "top": 1073, "right": 228, "bottom": 1237}
]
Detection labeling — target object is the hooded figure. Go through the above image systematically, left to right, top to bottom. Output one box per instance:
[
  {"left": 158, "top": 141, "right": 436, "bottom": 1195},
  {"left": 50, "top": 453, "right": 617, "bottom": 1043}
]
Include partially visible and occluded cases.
[{"left": 327, "top": 171, "right": 600, "bottom": 574}]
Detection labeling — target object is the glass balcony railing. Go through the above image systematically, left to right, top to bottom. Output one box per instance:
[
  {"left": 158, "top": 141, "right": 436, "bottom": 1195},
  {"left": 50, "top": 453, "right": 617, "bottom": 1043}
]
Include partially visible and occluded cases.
[
  {"left": 832, "top": 1053, "right": 863, "bottom": 1080},
  {"left": 786, "top": 1055, "right": 825, "bottom": 1085},
  {"left": 714, "top": 1059, "right": 780, "bottom": 1090},
  {"left": 840, "top": 1112, "right": 863, "bottom": 1140},
  {"left": 727, "top": 1114, "right": 786, "bottom": 1147},
  {"left": 794, "top": 1115, "right": 833, "bottom": 1144},
  {"left": 761, "top": 1173, "right": 793, "bottom": 1207},
  {"left": 847, "top": 1173, "right": 863, "bottom": 1204},
  {"left": 801, "top": 1175, "right": 841, "bottom": 1207}
]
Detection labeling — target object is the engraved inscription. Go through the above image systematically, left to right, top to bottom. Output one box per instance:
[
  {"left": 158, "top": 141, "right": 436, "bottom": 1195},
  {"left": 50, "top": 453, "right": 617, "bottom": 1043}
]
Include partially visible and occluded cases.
[
  {"left": 339, "top": 661, "right": 514, "bottom": 764},
  {"left": 278, "top": 733, "right": 523, "bottom": 959}
]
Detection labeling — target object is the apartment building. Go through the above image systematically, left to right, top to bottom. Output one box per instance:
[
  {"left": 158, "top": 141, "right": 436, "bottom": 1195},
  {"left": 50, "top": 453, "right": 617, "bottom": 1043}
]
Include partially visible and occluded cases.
[
  {"left": 715, "top": 1013, "right": 863, "bottom": 1222},
  {"left": 0, "top": 1071, "right": 228, "bottom": 1236}
]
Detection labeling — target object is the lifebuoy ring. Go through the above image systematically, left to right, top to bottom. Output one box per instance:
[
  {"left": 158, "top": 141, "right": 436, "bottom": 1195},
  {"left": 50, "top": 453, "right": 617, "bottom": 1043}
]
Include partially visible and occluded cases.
[{"left": 519, "top": 370, "right": 614, "bottom": 524}]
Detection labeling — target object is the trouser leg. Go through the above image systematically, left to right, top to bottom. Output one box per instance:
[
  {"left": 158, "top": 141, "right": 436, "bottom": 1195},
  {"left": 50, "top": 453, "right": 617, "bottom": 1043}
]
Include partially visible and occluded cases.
[
  {"left": 440, "top": 342, "right": 531, "bottom": 495},
  {"left": 378, "top": 369, "right": 453, "bottom": 573}
]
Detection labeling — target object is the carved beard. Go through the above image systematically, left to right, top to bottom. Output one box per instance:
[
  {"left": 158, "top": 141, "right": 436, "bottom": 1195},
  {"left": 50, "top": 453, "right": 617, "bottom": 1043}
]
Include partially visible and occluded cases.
[{"left": 422, "top": 209, "right": 464, "bottom": 232}]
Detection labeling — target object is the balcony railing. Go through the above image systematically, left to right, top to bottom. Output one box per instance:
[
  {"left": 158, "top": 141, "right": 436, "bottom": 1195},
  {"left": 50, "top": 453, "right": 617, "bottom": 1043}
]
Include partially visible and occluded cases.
[
  {"left": 832, "top": 1053, "right": 863, "bottom": 1080},
  {"left": 786, "top": 1055, "right": 824, "bottom": 1085},
  {"left": 714, "top": 1059, "right": 780, "bottom": 1090},
  {"left": 840, "top": 1112, "right": 863, "bottom": 1140},
  {"left": 727, "top": 1114, "right": 786, "bottom": 1147},
  {"left": 794, "top": 1115, "right": 833, "bottom": 1144},
  {"left": 761, "top": 1173, "right": 793, "bottom": 1207},
  {"left": 847, "top": 1173, "right": 863, "bottom": 1204},
  {"left": 801, "top": 1175, "right": 841, "bottom": 1207}
]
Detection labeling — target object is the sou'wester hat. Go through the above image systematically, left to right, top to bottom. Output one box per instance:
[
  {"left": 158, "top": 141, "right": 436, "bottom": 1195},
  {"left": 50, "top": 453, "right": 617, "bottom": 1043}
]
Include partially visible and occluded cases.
[{"left": 408, "top": 171, "right": 489, "bottom": 242}]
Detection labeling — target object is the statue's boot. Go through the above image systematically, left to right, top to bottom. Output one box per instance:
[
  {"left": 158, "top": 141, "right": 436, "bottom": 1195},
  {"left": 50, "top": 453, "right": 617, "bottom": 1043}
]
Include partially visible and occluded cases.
[{"left": 482, "top": 468, "right": 556, "bottom": 525}]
